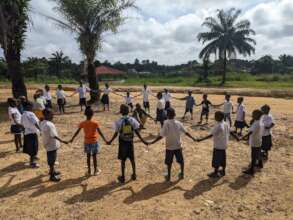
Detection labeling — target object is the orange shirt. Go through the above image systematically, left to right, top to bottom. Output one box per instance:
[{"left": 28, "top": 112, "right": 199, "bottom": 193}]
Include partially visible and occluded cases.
[{"left": 79, "top": 120, "right": 99, "bottom": 144}]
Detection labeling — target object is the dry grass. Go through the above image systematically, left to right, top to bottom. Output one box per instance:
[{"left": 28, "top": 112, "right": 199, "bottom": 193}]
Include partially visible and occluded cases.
[{"left": 0, "top": 86, "right": 292, "bottom": 220}]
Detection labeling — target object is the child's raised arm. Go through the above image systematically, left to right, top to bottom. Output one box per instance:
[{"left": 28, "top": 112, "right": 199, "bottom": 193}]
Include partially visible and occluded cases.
[
  {"left": 97, "top": 127, "right": 108, "bottom": 143},
  {"left": 70, "top": 128, "right": 81, "bottom": 143}
]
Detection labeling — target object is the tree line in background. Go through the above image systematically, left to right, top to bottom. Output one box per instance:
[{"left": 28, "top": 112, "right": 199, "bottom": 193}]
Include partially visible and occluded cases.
[{"left": 0, "top": 53, "right": 293, "bottom": 81}]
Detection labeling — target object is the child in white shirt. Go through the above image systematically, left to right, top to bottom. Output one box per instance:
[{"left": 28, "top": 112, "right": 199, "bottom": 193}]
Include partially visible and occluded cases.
[
  {"left": 142, "top": 84, "right": 152, "bottom": 113},
  {"left": 44, "top": 85, "right": 53, "bottom": 109},
  {"left": 56, "top": 85, "right": 67, "bottom": 114},
  {"left": 156, "top": 92, "right": 166, "bottom": 127},
  {"left": 222, "top": 94, "right": 234, "bottom": 127},
  {"left": 234, "top": 97, "right": 248, "bottom": 136},
  {"left": 8, "top": 98, "right": 23, "bottom": 152},
  {"left": 21, "top": 101, "right": 41, "bottom": 168},
  {"left": 260, "top": 105, "right": 275, "bottom": 160},
  {"left": 149, "top": 108, "right": 196, "bottom": 181},
  {"left": 40, "top": 109, "right": 68, "bottom": 182},
  {"left": 241, "top": 110, "right": 263, "bottom": 176},
  {"left": 198, "top": 111, "right": 239, "bottom": 178}
]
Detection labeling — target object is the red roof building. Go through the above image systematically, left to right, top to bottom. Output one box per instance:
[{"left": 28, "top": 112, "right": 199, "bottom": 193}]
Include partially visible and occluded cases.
[{"left": 95, "top": 65, "right": 125, "bottom": 76}]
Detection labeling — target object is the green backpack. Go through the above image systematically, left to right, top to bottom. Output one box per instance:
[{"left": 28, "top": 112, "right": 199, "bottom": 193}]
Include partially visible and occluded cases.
[{"left": 119, "top": 117, "right": 134, "bottom": 141}]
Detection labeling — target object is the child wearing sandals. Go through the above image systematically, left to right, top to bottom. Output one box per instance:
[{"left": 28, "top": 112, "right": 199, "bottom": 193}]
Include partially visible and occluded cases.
[
  {"left": 70, "top": 106, "right": 108, "bottom": 176},
  {"left": 197, "top": 111, "right": 239, "bottom": 178}
]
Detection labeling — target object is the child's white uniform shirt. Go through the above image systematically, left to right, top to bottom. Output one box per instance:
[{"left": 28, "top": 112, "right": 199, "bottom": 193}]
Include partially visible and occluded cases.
[
  {"left": 76, "top": 86, "right": 90, "bottom": 99},
  {"left": 103, "top": 88, "right": 112, "bottom": 95},
  {"left": 142, "top": 88, "right": 152, "bottom": 102},
  {"left": 56, "top": 89, "right": 66, "bottom": 99},
  {"left": 44, "top": 91, "right": 52, "bottom": 101},
  {"left": 163, "top": 92, "right": 172, "bottom": 102},
  {"left": 124, "top": 96, "right": 133, "bottom": 104},
  {"left": 157, "top": 99, "right": 165, "bottom": 110},
  {"left": 223, "top": 100, "right": 233, "bottom": 114},
  {"left": 236, "top": 104, "right": 245, "bottom": 121},
  {"left": 8, "top": 107, "right": 22, "bottom": 125},
  {"left": 21, "top": 111, "right": 39, "bottom": 135},
  {"left": 261, "top": 114, "right": 274, "bottom": 136},
  {"left": 160, "top": 119, "right": 186, "bottom": 150},
  {"left": 40, "top": 120, "right": 60, "bottom": 152},
  {"left": 249, "top": 120, "right": 263, "bottom": 148},
  {"left": 210, "top": 121, "right": 230, "bottom": 150}
]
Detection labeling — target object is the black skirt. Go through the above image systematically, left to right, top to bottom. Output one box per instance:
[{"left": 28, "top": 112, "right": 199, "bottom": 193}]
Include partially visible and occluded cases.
[
  {"left": 101, "top": 94, "right": 109, "bottom": 105},
  {"left": 57, "top": 98, "right": 65, "bottom": 106},
  {"left": 79, "top": 98, "right": 87, "bottom": 106},
  {"left": 45, "top": 100, "right": 52, "bottom": 109},
  {"left": 156, "top": 109, "right": 166, "bottom": 122},
  {"left": 10, "top": 124, "right": 23, "bottom": 134},
  {"left": 23, "top": 134, "right": 39, "bottom": 157},
  {"left": 261, "top": 135, "right": 273, "bottom": 151},
  {"left": 212, "top": 149, "right": 226, "bottom": 168}
]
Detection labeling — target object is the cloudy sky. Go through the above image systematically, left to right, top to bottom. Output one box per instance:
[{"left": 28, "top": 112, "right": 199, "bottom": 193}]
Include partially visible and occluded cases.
[{"left": 2, "top": 0, "right": 293, "bottom": 65}]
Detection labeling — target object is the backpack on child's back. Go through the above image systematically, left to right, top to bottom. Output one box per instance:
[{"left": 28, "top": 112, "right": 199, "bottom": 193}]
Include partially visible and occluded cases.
[{"left": 119, "top": 117, "right": 134, "bottom": 142}]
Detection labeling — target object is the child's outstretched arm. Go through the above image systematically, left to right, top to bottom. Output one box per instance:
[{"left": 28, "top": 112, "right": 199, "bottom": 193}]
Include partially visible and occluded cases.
[
  {"left": 97, "top": 127, "right": 108, "bottom": 143},
  {"left": 70, "top": 128, "right": 81, "bottom": 143},
  {"left": 134, "top": 130, "right": 148, "bottom": 146},
  {"left": 230, "top": 131, "right": 240, "bottom": 141},
  {"left": 241, "top": 131, "right": 252, "bottom": 141},
  {"left": 108, "top": 132, "right": 118, "bottom": 145},
  {"left": 185, "top": 132, "right": 197, "bottom": 142},
  {"left": 197, "top": 134, "right": 213, "bottom": 142},
  {"left": 149, "top": 135, "right": 163, "bottom": 145},
  {"left": 54, "top": 136, "right": 68, "bottom": 144}
]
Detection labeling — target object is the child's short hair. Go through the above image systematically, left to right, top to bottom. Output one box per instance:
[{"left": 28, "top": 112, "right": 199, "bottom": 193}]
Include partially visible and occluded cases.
[
  {"left": 45, "top": 84, "right": 50, "bottom": 90},
  {"left": 188, "top": 90, "right": 192, "bottom": 95},
  {"left": 157, "top": 92, "right": 162, "bottom": 99},
  {"left": 203, "top": 94, "right": 208, "bottom": 99},
  {"left": 225, "top": 94, "right": 231, "bottom": 99},
  {"left": 237, "top": 97, "right": 244, "bottom": 103},
  {"left": 7, "top": 98, "right": 17, "bottom": 107},
  {"left": 135, "top": 103, "right": 141, "bottom": 109},
  {"left": 120, "top": 104, "right": 129, "bottom": 115},
  {"left": 261, "top": 104, "right": 270, "bottom": 113},
  {"left": 84, "top": 106, "right": 94, "bottom": 117},
  {"left": 167, "top": 107, "right": 176, "bottom": 118},
  {"left": 252, "top": 109, "right": 263, "bottom": 120},
  {"left": 215, "top": 111, "right": 224, "bottom": 122}
]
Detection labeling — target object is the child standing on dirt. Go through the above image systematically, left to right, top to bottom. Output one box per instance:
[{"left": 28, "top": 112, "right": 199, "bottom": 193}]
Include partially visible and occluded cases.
[
  {"left": 71, "top": 81, "right": 91, "bottom": 111},
  {"left": 101, "top": 83, "right": 112, "bottom": 111},
  {"left": 142, "top": 84, "right": 152, "bottom": 113},
  {"left": 44, "top": 85, "right": 53, "bottom": 109},
  {"left": 56, "top": 85, "right": 67, "bottom": 114},
  {"left": 163, "top": 88, "right": 172, "bottom": 109},
  {"left": 175, "top": 90, "right": 196, "bottom": 120},
  {"left": 156, "top": 92, "right": 167, "bottom": 127},
  {"left": 198, "top": 94, "right": 213, "bottom": 124},
  {"left": 222, "top": 94, "right": 234, "bottom": 127},
  {"left": 234, "top": 97, "right": 247, "bottom": 136},
  {"left": 8, "top": 98, "right": 23, "bottom": 152},
  {"left": 21, "top": 101, "right": 41, "bottom": 168},
  {"left": 108, "top": 104, "right": 148, "bottom": 183},
  {"left": 260, "top": 105, "right": 275, "bottom": 161},
  {"left": 70, "top": 106, "right": 108, "bottom": 176},
  {"left": 149, "top": 108, "right": 196, "bottom": 181},
  {"left": 40, "top": 109, "right": 68, "bottom": 182},
  {"left": 241, "top": 109, "right": 263, "bottom": 176},
  {"left": 197, "top": 111, "right": 239, "bottom": 178}
]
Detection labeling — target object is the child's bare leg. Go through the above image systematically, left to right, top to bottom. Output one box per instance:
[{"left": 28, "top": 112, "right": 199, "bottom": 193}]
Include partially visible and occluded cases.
[
  {"left": 206, "top": 113, "right": 209, "bottom": 123},
  {"left": 14, "top": 134, "right": 20, "bottom": 151},
  {"left": 87, "top": 153, "right": 91, "bottom": 175},
  {"left": 93, "top": 153, "right": 97, "bottom": 174},
  {"left": 130, "top": 158, "right": 136, "bottom": 180},
  {"left": 118, "top": 160, "right": 126, "bottom": 183},
  {"left": 179, "top": 162, "right": 184, "bottom": 179},
  {"left": 166, "top": 164, "right": 171, "bottom": 181}
]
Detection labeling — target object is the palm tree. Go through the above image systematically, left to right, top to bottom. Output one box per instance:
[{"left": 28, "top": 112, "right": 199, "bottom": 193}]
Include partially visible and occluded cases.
[
  {"left": 0, "top": 0, "right": 30, "bottom": 97},
  {"left": 49, "top": 0, "right": 136, "bottom": 101},
  {"left": 198, "top": 8, "right": 256, "bottom": 85},
  {"left": 49, "top": 50, "right": 70, "bottom": 77}
]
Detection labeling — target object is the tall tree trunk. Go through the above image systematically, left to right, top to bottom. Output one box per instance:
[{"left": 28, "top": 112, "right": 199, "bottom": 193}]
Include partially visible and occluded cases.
[
  {"left": 6, "top": 45, "right": 27, "bottom": 98},
  {"left": 221, "top": 51, "right": 227, "bottom": 85},
  {"left": 87, "top": 57, "right": 100, "bottom": 102}
]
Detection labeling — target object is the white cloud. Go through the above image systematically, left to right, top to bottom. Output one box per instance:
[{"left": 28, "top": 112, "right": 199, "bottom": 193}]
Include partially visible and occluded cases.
[{"left": 1, "top": 0, "right": 293, "bottom": 65}]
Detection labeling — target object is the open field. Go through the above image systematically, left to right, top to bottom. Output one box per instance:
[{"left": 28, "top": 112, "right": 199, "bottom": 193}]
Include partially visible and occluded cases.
[{"left": 0, "top": 86, "right": 293, "bottom": 220}]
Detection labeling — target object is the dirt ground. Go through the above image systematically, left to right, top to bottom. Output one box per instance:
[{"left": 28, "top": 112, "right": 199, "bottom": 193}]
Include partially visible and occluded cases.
[{"left": 0, "top": 87, "right": 292, "bottom": 220}]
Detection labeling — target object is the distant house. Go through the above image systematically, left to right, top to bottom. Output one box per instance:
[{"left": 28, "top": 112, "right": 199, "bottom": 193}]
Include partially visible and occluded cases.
[{"left": 96, "top": 65, "right": 125, "bottom": 81}]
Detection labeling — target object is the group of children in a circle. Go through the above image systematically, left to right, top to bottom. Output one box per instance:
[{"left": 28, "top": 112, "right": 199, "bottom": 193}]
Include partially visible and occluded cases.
[{"left": 7, "top": 83, "right": 274, "bottom": 183}]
